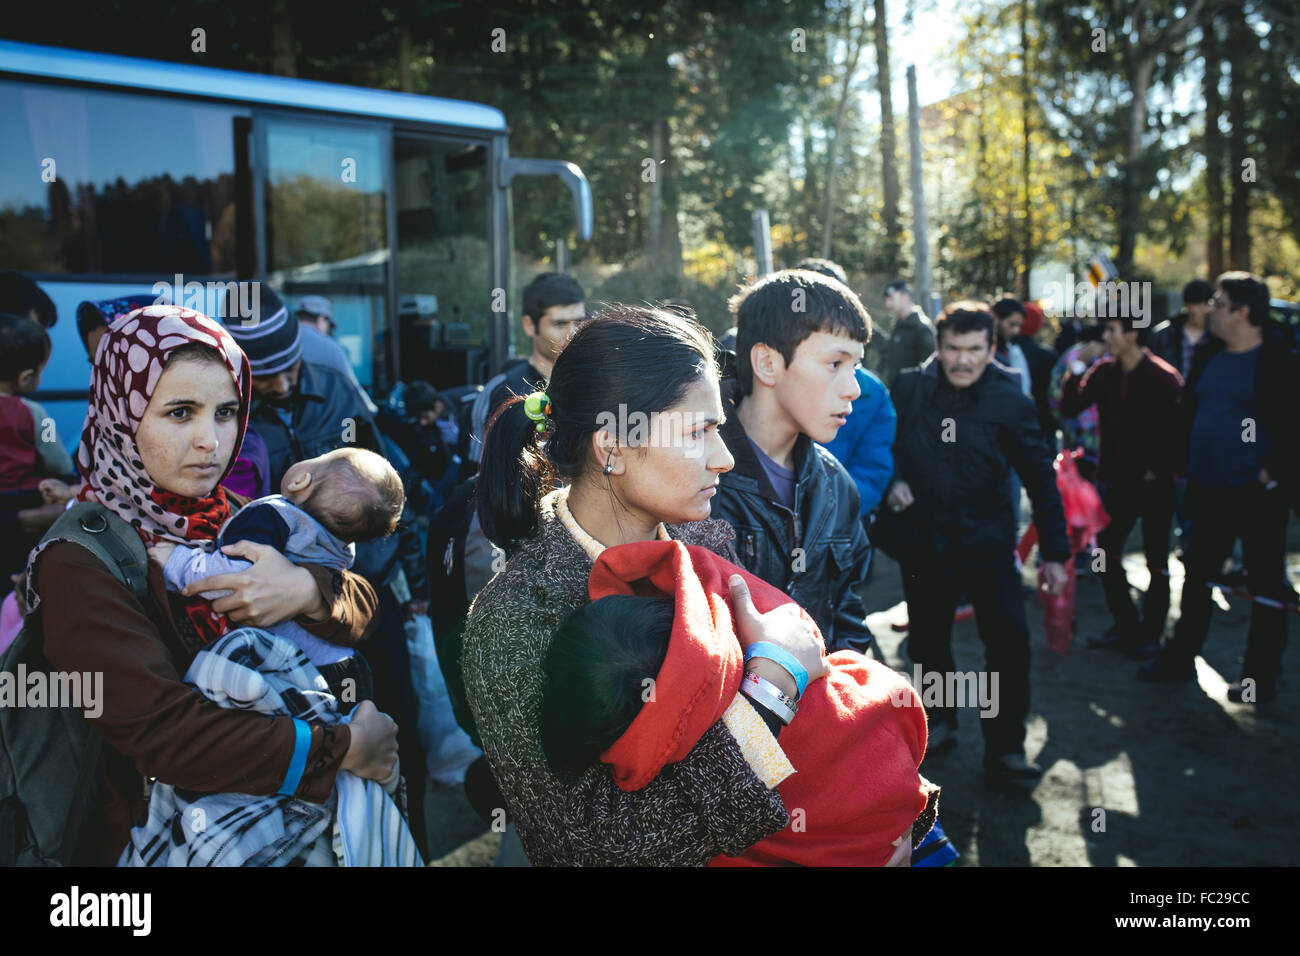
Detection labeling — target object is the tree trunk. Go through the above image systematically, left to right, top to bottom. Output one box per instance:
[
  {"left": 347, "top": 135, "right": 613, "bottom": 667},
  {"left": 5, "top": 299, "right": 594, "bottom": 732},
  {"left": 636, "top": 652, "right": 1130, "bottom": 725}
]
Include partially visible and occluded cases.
[
  {"left": 269, "top": 0, "right": 297, "bottom": 78},
  {"left": 874, "top": 0, "right": 902, "bottom": 273},
  {"left": 1018, "top": 0, "right": 1033, "bottom": 296},
  {"left": 1116, "top": 0, "right": 1203, "bottom": 276},
  {"left": 822, "top": 7, "right": 866, "bottom": 259},
  {"left": 1227, "top": 8, "right": 1251, "bottom": 270},
  {"left": 1203, "top": 11, "right": 1224, "bottom": 278},
  {"left": 1117, "top": 54, "right": 1154, "bottom": 276},
  {"left": 907, "top": 65, "right": 932, "bottom": 313},
  {"left": 976, "top": 77, "right": 989, "bottom": 273},
  {"left": 648, "top": 114, "right": 664, "bottom": 272},
  {"left": 801, "top": 118, "right": 818, "bottom": 255},
  {"left": 664, "top": 123, "right": 685, "bottom": 281}
]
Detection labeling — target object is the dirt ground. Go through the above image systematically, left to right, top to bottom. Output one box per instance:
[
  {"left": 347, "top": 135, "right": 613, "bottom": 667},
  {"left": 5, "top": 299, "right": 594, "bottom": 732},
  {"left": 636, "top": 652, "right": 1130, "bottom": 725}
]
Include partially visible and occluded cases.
[{"left": 420, "top": 519, "right": 1300, "bottom": 867}]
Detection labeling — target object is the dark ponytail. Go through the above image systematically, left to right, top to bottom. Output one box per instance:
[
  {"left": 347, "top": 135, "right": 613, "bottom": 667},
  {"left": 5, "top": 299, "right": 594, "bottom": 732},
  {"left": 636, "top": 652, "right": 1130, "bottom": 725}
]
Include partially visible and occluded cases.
[{"left": 476, "top": 305, "right": 716, "bottom": 551}]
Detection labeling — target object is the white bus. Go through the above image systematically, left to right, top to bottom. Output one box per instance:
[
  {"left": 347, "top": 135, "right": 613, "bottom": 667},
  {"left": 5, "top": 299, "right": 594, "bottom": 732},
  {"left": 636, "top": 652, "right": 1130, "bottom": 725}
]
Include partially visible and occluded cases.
[{"left": 0, "top": 39, "right": 592, "bottom": 449}]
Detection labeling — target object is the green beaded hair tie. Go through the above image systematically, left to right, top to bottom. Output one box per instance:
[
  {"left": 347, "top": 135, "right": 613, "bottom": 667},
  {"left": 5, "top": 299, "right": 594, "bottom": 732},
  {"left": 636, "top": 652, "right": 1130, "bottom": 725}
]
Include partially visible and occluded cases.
[{"left": 523, "top": 390, "right": 552, "bottom": 433}]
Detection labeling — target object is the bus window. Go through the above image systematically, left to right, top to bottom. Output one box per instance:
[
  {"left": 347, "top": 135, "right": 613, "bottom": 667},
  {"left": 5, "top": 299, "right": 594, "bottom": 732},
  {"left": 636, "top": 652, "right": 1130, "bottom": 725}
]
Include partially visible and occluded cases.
[
  {"left": 0, "top": 79, "right": 244, "bottom": 276},
  {"left": 262, "top": 117, "right": 390, "bottom": 395},
  {"left": 394, "top": 134, "right": 489, "bottom": 388}
]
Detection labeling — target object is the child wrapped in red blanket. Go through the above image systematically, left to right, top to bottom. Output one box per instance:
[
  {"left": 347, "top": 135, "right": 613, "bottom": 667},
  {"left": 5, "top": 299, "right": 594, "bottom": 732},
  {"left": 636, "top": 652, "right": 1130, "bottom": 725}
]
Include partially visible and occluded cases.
[{"left": 540, "top": 539, "right": 938, "bottom": 866}]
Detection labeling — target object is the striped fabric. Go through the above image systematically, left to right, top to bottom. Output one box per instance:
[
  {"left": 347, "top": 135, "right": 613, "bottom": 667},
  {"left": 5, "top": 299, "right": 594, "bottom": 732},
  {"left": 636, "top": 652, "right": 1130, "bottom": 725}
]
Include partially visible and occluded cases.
[
  {"left": 119, "top": 628, "right": 421, "bottom": 867},
  {"left": 332, "top": 769, "right": 422, "bottom": 867}
]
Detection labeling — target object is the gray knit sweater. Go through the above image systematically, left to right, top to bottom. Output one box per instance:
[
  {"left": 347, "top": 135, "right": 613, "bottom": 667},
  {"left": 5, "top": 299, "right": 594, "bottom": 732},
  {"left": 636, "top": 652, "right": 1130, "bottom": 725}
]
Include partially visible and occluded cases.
[{"left": 461, "top": 489, "right": 790, "bottom": 866}]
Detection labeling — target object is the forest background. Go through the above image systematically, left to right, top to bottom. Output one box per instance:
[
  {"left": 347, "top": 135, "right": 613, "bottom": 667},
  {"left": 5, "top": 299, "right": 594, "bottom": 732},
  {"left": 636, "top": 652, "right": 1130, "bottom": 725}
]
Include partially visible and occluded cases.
[{"left": 8, "top": 0, "right": 1298, "bottom": 345}]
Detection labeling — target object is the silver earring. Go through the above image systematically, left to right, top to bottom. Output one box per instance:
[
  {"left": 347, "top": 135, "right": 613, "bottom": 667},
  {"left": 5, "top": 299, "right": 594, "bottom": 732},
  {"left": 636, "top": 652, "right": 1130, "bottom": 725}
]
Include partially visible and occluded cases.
[{"left": 603, "top": 452, "right": 614, "bottom": 475}]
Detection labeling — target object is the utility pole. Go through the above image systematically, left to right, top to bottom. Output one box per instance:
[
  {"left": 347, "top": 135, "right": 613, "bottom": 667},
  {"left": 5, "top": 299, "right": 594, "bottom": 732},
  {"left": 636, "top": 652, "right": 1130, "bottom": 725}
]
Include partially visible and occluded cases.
[
  {"left": 906, "top": 65, "right": 932, "bottom": 314},
  {"left": 752, "top": 210, "right": 774, "bottom": 277}
]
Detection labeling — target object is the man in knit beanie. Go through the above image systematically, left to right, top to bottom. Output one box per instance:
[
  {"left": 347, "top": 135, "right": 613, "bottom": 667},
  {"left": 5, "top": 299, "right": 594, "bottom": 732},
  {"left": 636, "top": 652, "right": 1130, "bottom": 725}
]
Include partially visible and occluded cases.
[
  {"left": 221, "top": 283, "right": 389, "bottom": 499},
  {"left": 224, "top": 284, "right": 436, "bottom": 851}
]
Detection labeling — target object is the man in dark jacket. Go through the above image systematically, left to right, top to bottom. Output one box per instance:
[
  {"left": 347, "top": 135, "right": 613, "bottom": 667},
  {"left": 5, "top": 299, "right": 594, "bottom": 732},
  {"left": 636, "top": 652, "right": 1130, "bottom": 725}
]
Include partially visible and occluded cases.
[
  {"left": 713, "top": 270, "right": 878, "bottom": 658},
  {"left": 1140, "top": 273, "right": 1298, "bottom": 704},
  {"left": 878, "top": 279, "right": 936, "bottom": 392},
  {"left": 1148, "top": 279, "right": 1214, "bottom": 379},
  {"left": 223, "top": 286, "right": 434, "bottom": 850},
  {"left": 884, "top": 302, "right": 1069, "bottom": 781},
  {"left": 1060, "top": 314, "right": 1182, "bottom": 656}
]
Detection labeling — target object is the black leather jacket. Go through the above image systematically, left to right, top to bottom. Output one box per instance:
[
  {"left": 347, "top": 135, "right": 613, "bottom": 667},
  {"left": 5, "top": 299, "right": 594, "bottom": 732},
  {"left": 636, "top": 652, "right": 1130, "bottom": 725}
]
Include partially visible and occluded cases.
[
  {"left": 890, "top": 357, "right": 1070, "bottom": 568},
  {"left": 247, "top": 360, "right": 428, "bottom": 597},
  {"left": 712, "top": 383, "right": 877, "bottom": 657}
]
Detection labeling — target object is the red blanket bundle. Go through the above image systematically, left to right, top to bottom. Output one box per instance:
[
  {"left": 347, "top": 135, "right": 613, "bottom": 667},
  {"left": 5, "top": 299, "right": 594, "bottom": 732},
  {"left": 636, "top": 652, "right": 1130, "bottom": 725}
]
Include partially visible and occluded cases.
[{"left": 590, "top": 540, "right": 929, "bottom": 867}]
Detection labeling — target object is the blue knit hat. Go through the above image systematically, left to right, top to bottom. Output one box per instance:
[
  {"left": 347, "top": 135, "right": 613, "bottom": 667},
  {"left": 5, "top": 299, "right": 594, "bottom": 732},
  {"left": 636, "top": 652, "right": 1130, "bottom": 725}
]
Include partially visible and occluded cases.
[{"left": 221, "top": 284, "right": 301, "bottom": 376}]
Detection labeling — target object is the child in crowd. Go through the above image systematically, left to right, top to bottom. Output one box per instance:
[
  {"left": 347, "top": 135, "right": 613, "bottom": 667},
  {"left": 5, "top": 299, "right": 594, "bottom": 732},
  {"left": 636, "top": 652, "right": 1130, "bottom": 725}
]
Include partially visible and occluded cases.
[
  {"left": 712, "top": 270, "right": 878, "bottom": 658},
  {"left": 0, "top": 314, "right": 76, "bottom": 595},
  {"left": 149, "top": 447, "right": 405, "bottom": 664},
  {"left": 541, "top": 539, "right": 938, "bottom": 867}
]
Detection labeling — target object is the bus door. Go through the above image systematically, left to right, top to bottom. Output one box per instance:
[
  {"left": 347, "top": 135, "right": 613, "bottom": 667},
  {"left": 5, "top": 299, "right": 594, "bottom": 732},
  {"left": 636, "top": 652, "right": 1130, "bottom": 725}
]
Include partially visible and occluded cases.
[
  {"left": 256, "top": 114, "right": 392, "bottom": 395},
  {"left": 393, "top": 131, "right": 491, "bottom": 389}
]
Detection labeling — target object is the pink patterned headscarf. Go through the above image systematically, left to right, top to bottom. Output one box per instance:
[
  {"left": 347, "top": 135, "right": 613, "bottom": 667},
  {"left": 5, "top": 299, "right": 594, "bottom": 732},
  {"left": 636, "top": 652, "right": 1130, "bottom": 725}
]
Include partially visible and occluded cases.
[{"left": 25, "top": 306, "right": 251, "bottom": 617}]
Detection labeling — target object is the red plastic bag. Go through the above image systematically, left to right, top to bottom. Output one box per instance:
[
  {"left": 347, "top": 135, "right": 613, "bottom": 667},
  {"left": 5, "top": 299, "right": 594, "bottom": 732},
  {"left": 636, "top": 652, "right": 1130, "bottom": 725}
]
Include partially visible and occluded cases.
[
  {"left": 1018, "top": 450, "right": 1110, "bottom": 654},
  {"left": 1057, "top": 450, "right": 1109, "bottom": 545},
  {"left": 1038, "top": 560, "right": 1076, "bottom": 655}
]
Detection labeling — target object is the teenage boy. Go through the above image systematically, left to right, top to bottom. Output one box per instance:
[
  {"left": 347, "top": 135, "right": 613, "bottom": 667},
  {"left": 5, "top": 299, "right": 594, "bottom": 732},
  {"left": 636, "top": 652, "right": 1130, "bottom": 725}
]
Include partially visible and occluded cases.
[
  {"left": 797, "top": 259, "right": 898, "bottom": 520},
  {"left": 712, "top": 269, "right": 878, "bottom": 658},
  {"left": 469, "top": 272, "right": 586, "bottom": 462},
  {"left": 1059, "top": 314, "right": 1182, "bottom": 657}
]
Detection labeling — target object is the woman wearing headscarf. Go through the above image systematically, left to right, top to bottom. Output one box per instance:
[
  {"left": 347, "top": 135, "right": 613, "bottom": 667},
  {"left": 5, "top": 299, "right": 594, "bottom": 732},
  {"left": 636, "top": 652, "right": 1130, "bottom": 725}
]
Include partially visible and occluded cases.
[{"left": 24, "top": 306, "right": 396, "bottom": 866}]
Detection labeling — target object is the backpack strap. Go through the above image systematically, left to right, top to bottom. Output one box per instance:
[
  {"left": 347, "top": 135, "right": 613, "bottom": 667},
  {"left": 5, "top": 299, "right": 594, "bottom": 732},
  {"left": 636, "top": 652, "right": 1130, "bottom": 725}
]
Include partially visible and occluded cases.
[
  {"left": 39, "top": 502, "right": 150, "bottom": 604},
  {"left": 17, "top": 503, "right": 152, "bottom": 865}
]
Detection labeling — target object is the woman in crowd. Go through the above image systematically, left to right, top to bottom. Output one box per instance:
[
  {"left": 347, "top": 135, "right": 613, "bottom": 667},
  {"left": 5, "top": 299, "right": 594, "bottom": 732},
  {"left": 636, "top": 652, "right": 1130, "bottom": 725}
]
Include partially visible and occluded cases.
[
  {"left": 25, "top": 305, "right": 398, "bottom": 866},
  {"left": 462, "top": 306, "right": 828, "bottom": 866}
]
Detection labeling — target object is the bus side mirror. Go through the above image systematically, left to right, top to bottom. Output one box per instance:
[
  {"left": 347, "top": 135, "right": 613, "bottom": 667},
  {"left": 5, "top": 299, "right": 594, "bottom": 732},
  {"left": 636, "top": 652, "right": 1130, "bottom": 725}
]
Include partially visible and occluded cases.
[{"left": 498, "top": 157, "right": 593, "bottom": 243}]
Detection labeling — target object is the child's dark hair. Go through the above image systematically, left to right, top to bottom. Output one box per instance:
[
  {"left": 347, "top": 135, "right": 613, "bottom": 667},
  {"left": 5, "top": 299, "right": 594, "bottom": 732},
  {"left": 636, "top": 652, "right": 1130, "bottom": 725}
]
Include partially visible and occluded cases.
[
  {"left": 730, "top": 269, "right": 871, "bottom": 397},
  {"left": 0, "top": 272, "right": 57, "bottom": 328},
  {"left": 935, "top": 300, "right": 996, "bottom": 347},
  {"left": 476, "top": 306, "right": 716, "bottom": 551},
  {"left": 0, "top": 313, "right": 52, "bottom": 381},
  {"left": 541, "top": 595, "right": 675, "bottom": 775}
]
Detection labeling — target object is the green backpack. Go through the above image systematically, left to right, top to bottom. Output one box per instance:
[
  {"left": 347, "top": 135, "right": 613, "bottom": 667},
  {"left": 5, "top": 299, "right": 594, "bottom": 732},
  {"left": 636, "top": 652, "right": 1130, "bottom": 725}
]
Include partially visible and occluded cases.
[{"left": 0, "top": 501, "right": 150, "bottom": 866}]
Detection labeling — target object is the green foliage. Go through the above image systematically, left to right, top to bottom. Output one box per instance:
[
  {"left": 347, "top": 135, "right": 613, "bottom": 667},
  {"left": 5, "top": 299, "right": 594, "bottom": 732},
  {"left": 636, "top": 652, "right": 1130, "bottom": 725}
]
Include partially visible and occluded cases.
[{"left": 7, "top": 0, "right": 1299, "bottom": 313}]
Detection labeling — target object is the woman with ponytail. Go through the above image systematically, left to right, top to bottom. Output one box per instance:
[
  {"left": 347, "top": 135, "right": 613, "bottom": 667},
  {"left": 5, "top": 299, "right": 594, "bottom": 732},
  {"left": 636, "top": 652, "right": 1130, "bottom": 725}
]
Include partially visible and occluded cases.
[{"left": 462, "top": 306, "right": 828, "bottom": 866}]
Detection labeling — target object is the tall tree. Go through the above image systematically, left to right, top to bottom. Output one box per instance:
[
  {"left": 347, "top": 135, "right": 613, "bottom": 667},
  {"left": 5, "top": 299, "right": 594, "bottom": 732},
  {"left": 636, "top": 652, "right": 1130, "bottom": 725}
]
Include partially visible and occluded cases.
[
  {"left": 269, "top": 0, "right": 297, "bottom": 77},
  {"left": 873, "top": 0, "right": 903, "bottom": 272},
  {"left": 1017, "top": 0, "right": 1033, "bottom": 294},
  {"left": 1114, "top": 0, "right": 1204, "bottom": 275},
  {"left": 821, "top": 1, "right": 869, "bottom": 258},
  {"left": 1226, "top": 1, "right": 1252, "bottom": 269},
  {"left": 1203, "top": 6, "right": 1225, "bottom": 277}
]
